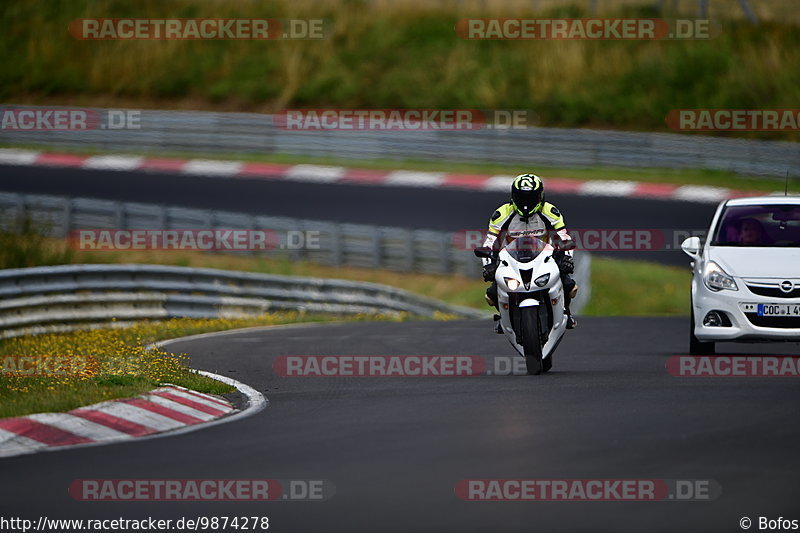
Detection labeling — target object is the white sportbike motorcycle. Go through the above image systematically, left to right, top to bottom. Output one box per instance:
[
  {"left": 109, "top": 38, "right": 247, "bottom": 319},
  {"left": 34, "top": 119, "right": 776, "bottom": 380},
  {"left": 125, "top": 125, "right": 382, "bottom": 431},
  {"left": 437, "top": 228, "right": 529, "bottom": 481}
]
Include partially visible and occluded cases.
[{"left": 475, "top": 236, "right": 570, "bottom": 375}]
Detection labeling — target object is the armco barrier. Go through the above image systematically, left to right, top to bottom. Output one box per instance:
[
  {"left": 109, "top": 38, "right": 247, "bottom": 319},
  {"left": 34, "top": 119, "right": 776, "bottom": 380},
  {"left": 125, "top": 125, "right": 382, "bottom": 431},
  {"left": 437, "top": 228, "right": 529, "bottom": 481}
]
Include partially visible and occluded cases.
[
  {"left": 0, "top": 105, "right": 796, "bottom": 177},
  {"left": 0, "top": 264, "right": 487, "bottom": 338}
]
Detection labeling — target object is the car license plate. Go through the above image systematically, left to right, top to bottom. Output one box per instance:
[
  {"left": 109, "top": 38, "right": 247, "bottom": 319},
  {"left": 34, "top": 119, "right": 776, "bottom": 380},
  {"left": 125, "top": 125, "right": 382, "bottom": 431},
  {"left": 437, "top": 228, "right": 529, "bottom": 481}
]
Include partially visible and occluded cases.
[{"left": 757, "top": 304, "right": 800, "bottom": 317}]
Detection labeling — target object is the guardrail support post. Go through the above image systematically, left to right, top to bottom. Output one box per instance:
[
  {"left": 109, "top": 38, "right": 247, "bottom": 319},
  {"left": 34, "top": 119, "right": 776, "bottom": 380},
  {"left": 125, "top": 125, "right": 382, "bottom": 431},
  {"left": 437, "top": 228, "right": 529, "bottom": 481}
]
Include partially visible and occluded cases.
[
  {"left": 14, "top": 193, "right": 25, "bottom": 231},
  {"left": 60, "top": 197, "right": 72, "bottom": 238},
  {"left": 114, "top": 201, "right": 125, "bottom": 230},
  {"left": 158, "top": 205, "right": 167, "bottom": 229},
  {"left": 291, "top": 221, "right": 304, "bottom": 263},
  {"left": 330, "top": 224, "right": 343, "bottom": 266},
  {"left": 372, "top": 227, "right": 382, "bottom": 268},
  {"left": 403, "top": 229, "right": 415, "bottom": 271},
  {"left": 439, "top": 234, "right": 451, "bottom": 273}
]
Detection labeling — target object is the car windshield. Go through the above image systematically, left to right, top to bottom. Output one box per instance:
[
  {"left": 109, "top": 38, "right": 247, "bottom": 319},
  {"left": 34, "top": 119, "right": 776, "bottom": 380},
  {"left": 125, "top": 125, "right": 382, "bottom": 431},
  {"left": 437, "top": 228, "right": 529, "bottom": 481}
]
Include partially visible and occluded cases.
[
  {"left": 712, "top": 204, "right": 800, "bottom": 247},
  {"left": 503, "top": 235, "right": 549, "bottom": 263}
]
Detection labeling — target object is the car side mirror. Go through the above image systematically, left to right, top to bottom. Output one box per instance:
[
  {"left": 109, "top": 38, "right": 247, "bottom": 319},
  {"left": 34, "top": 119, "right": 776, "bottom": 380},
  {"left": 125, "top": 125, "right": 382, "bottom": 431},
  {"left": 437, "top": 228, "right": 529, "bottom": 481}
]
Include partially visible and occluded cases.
[
  {"left": 681, "top": 236, "right": 702, "bottom": 259},
  {"left": 473, "top": 247, "right": 495, "bottom": 259}
]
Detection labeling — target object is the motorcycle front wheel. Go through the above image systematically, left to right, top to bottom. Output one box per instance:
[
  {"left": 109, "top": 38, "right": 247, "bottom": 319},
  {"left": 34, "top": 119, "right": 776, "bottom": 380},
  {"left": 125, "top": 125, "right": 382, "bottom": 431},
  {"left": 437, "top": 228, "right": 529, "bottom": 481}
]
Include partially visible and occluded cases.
[{"left": 519, "top": 306, "right": 545, "bottom": 375}]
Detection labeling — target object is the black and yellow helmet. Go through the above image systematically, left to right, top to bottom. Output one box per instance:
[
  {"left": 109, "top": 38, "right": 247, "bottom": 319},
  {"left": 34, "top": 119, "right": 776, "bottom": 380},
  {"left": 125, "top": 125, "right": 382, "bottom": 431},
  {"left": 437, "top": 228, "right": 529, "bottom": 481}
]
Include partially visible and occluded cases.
[{"left": 511, "top": 174, "right": 544, "bottom": 218}]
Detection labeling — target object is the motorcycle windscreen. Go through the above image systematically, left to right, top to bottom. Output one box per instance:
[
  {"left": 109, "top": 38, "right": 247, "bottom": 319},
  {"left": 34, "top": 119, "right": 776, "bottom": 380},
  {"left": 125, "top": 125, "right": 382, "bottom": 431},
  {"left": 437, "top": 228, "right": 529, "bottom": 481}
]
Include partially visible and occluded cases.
[{"left": 503, "top": 235, "right": 549, "bottom": 263}]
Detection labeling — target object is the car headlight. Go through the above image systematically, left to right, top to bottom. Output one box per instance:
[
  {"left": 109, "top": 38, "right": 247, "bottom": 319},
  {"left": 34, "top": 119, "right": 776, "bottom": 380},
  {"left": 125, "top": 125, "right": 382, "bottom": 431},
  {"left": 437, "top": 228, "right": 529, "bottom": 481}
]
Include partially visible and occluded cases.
[
  {"left": 703, "top": 261, "right": 738, "bottom": 291},
  {"left": 534, "top": 274, "right": 550, "bottom": 287},
  {"left": 504, "top": 277, "right": 521, "bottom": 290}
]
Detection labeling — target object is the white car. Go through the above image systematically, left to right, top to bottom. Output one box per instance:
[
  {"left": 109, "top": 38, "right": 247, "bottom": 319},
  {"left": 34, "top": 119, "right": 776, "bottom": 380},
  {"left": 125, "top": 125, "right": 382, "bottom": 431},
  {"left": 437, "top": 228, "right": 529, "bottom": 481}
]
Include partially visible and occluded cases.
[{"left": 681, "top": 196, "right": 800, "bottom": 354}]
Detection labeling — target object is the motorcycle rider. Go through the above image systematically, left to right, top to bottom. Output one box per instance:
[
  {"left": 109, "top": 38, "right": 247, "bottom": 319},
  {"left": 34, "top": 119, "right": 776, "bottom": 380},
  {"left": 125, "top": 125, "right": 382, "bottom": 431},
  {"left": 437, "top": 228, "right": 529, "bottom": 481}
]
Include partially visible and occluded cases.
[{"left": 481, "top": 174, "right": 579, "bottom": 330}]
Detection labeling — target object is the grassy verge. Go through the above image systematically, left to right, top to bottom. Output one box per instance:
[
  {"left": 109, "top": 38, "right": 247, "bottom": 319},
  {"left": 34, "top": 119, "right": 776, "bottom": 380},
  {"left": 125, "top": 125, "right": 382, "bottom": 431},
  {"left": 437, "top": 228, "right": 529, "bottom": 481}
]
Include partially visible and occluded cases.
[
  {"left": 2, "top": 1, "right": 798, "bottom": 139},
  {"left": 1, "top": 142, "right": 791, "bottom": 194},
  {"left": 584, "top": 257, "right": 690, "bottom": 316},
  {"left": 0, "top": 312, "right": 405, "bottom": 419}
]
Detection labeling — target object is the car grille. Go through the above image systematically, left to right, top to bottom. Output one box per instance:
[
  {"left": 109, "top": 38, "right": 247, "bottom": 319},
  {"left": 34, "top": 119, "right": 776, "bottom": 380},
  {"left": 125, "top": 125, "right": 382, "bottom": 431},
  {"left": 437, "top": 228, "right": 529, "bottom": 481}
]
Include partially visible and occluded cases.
[
  {"left": 746, "top": 285, "right": 800, "bottom": 299},
  {"left": 744, "top": 314, "right": 800, "bottom": 329}
]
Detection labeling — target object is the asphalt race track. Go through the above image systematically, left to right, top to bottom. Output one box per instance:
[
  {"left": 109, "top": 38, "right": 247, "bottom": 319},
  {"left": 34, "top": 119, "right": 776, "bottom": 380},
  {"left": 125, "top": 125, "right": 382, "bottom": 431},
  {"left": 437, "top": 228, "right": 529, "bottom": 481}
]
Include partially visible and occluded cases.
[
  {"left": 0, "top": 165, "right": 717, "bottom": 265},
  {"left": 1, "top": 318, "right": 799, "bottom": 533}
]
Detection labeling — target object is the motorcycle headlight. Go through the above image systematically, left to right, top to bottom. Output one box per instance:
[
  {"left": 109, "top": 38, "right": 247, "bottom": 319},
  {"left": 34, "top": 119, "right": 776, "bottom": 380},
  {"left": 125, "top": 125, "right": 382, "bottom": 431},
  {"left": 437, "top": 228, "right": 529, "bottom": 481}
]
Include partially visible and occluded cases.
[
  {"left": 703, "top": 261, "right": 738, "bottom": 291},
  {"left": 534, "top": 273, "right": 550, "bottom": 287},
  {"left": 504, "top": 277, "right": 521, "bottom": 290}
]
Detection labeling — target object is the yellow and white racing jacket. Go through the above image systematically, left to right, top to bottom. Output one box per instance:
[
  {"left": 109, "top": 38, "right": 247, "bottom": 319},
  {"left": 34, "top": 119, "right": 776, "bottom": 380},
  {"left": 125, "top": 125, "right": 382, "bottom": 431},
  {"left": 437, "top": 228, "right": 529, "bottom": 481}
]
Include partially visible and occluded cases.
[{"left": 481, "top": 202, "right": 574, "bottom": 265}]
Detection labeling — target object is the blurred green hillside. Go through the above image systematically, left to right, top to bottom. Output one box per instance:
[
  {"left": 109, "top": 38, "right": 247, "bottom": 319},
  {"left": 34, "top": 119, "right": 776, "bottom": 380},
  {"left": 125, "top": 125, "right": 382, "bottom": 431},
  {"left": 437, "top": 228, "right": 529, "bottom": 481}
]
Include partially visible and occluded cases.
[{"left": 2, "top": 0, "right": 799, "bottom": 138}]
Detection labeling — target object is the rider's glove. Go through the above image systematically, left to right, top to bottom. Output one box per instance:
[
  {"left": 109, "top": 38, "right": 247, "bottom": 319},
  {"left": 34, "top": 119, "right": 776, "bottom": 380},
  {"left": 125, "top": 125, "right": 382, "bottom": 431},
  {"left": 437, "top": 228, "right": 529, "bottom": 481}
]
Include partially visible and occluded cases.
[
  {"left": 555, "top": 255, "right": 575, "bottom": 275},
  {"left": 482, "top": 262, "right": 498, "bottom": 282}
]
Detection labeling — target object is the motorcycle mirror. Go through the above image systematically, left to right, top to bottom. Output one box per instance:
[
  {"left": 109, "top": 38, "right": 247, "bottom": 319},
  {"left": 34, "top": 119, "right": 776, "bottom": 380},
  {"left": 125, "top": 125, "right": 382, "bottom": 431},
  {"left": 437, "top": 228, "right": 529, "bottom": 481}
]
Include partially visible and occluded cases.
[{"left": 473, "top": 247, "right": 495, "bottom": 259}]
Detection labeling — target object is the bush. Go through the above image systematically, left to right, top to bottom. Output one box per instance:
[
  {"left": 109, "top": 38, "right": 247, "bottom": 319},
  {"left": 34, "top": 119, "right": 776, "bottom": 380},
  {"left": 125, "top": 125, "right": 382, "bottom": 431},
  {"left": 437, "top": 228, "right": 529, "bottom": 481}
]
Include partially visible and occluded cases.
[{"left": 0, "top": 217, "right": 73, "bottom": 269}]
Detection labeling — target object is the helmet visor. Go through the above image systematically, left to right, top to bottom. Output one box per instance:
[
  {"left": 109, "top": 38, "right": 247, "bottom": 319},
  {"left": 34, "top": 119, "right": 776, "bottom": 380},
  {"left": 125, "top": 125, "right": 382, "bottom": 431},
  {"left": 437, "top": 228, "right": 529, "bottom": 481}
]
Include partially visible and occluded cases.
[{"left": 512, "top": 186, "right": 544, "bottom": 216}]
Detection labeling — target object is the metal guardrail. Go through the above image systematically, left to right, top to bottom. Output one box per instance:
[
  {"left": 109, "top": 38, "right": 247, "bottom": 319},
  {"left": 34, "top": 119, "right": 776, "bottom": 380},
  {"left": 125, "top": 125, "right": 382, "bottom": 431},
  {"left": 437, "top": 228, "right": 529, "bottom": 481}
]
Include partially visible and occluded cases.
[
  {"left": 0, "top": 105, "right": 797, "bottom": 177},
  {"left": 0, "top": 192, "right": 592, "bottom": 331},
  {"left": 0, "top": 192, "right": 484, "bottom": 278},
  {"left": 0, "top": 264, "right": 488, "bottom": 339}
]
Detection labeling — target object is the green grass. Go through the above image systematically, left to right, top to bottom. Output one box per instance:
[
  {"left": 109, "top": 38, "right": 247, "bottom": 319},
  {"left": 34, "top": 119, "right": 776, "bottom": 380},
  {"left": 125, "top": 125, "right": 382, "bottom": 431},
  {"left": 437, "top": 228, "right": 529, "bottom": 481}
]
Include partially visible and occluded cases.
[
  {"left": 1, "top": 0, "right": 799, "bottom": 139},
  {"left": 2, "top": 142, "right": 791, "bottom": 193},
  {"left": 0, "top": 216, "right": 74, "bottom": 269},
  {"left": 585, "top": 256, "right": 690, "bottom": 315},
  {"left": 0, "top": 312, "right": 406, "bottom": 419}
]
